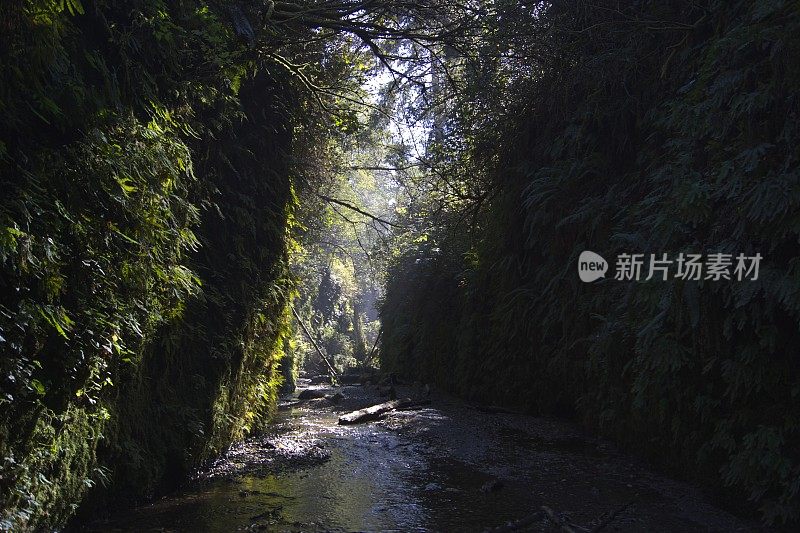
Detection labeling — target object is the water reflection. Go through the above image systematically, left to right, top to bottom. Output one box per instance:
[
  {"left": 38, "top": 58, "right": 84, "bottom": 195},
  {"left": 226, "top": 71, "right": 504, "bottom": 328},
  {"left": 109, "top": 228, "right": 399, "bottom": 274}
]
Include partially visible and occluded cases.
[
  {"left": 83, "top": 387, "right": 750, "bottom": 532},
  {"left": 90, "top": 406, "right": 444, "bottom": 531}
]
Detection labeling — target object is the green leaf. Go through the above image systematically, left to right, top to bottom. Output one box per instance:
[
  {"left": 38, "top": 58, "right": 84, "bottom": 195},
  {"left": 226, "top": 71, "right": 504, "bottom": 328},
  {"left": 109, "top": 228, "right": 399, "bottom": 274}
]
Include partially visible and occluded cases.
[{"left": 30, "top": 379, "right": 46, "bottom": 396}]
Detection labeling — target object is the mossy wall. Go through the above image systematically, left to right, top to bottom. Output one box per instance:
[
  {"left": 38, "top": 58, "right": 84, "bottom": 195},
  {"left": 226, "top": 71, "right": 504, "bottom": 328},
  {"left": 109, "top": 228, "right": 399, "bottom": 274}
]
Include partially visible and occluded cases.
[
  {"left": 381, "top": 1, "right": 800, "bottom": 525},
  {"left": 1, "top": 2, "right": 303, "bottom": 529},
  {"left": 89, "top": 71, "right": 299, "bottom": 505}
]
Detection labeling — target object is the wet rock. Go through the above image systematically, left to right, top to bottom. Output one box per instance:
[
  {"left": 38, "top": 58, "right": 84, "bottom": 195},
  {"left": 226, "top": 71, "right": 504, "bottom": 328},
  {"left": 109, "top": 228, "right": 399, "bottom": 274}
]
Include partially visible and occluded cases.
[
  {"left": 309, "top": 375, "right": 331, "bottom": 385},
  {"left": 298, "top": 388, "right": 326, "bottom": 400},
  {"left": 326, "top": 391, "right": 345, "bottom": 404},
  {"left": 307, "top": 397, "right": 333, "bottom": 408},
  {"left": 197, "top": 431, "right": 330, "bottom": 481}
]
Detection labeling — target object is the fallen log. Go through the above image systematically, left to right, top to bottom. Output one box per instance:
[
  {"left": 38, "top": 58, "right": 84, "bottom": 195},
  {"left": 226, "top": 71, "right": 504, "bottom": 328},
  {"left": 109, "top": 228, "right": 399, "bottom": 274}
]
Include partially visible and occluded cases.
[{"left": 338, "top": 398, "right": 428, "bottom": 425}]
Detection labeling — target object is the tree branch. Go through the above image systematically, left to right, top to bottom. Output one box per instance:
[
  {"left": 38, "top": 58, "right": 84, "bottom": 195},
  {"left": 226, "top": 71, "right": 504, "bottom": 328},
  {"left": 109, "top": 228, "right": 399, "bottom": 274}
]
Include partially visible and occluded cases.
[{"left": 317, "top": 193, "right": 402, "bottom": 228}]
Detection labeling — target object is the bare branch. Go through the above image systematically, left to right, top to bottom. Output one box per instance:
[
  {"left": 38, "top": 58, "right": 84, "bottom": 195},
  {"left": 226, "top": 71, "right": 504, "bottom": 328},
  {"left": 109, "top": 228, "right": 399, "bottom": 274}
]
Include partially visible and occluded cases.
[{"left": 317, "top": 193, "right": 402, "bottom": 228}]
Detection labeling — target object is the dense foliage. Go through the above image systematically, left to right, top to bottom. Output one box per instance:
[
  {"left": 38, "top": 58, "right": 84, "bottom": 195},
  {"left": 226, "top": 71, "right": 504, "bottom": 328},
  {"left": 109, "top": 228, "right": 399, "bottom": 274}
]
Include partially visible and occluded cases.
[
  {"left": 1, "top": 0, "right": 462, "bottom": 527},
  {"left": 3, "top": 0, "right": 799, "bottom": 528},
  {"left": 382, "top": 0, "right": 800, "bottom": 524},
  {"left": 0, "top": 1, "right": 324, "bottom": 528},
  {"left": 289, "top": 123, "right": 397, "bottom": 376}
]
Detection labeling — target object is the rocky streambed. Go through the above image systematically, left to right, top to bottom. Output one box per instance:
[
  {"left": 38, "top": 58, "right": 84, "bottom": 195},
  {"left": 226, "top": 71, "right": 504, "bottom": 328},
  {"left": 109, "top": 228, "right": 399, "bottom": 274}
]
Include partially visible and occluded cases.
[{"left": 82, "top": 381, "right": 762, "bottom": 532}]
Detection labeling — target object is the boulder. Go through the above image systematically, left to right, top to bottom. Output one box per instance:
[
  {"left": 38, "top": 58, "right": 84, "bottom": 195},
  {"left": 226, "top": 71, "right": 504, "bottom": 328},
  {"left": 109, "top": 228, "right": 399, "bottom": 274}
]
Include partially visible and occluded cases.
[
  {"left": 298, "top": 388, "right": 326, "bottom": 400},
  {"left": 326, "top": 391, "right": 345, "bottom": 404}
]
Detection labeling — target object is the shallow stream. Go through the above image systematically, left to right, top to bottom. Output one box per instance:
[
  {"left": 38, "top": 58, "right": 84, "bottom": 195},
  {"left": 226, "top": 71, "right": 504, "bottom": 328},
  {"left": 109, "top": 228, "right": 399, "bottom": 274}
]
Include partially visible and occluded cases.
[{"left": 84, "top": 384, "right": 759, "bottom": 532}]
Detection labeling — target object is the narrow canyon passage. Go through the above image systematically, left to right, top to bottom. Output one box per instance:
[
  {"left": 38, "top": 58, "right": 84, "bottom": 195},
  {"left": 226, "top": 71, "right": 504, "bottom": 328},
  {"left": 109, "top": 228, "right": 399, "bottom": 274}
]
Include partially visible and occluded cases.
[
  {"left": 3, "top": 3, "right": 798, "bottom": 530},
  {"left": 84, "top": 380, "right": 754, "bottom": 532}
]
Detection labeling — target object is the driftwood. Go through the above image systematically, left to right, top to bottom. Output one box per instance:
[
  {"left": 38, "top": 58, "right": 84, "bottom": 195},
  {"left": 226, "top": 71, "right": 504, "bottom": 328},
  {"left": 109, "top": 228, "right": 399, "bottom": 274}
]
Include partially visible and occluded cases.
[{"left": 338, "top": 398, "right": 428, "bottom": 425}]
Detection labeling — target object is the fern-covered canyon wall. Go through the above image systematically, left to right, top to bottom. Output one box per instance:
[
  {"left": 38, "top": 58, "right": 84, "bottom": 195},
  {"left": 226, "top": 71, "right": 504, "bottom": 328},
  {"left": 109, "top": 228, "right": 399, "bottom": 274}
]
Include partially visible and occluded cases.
[
  {"left": 2, "top": 0, "right": 799, "bottom": 530},
  {"left": 381, "top": 1, "right": 800, "bottom": 524},
  {"left": 0, "top": 2, "right": 307, "bottom": 529}
]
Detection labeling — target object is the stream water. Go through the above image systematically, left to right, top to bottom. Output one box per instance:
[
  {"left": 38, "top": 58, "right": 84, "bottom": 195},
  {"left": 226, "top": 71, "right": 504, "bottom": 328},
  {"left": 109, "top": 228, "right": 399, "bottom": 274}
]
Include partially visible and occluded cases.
[{"left": 83, "top": 383, "right": 761, "bottom": 532}]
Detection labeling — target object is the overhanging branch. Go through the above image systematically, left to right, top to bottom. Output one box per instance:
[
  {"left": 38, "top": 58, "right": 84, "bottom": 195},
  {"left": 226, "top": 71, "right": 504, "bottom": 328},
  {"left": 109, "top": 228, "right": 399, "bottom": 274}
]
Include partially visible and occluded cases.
[{"left": 317, "top": 193, "right": 402, "bottom": 228}]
